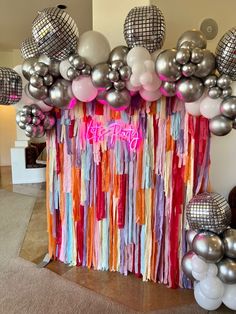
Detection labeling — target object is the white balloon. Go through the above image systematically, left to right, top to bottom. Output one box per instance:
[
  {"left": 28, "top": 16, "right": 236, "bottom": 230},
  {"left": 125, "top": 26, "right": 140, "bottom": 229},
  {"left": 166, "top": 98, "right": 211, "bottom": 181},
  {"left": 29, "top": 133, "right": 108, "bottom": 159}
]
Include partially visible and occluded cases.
[
  {"left": 78, "top": 31, "right": 111, "bottom": 67},
  {"left": 127, "top": 47, "right": 151, "bottom": 67},
  {"left": 59, "top": 59, "right": 71, "bottom": 80},
  {"left": 144, "top": 60, "right": 155, "bottom": 72},
  {"left": 132, "top": 63, "right": 146, "bottom": 76},
  {"left": 140, "top": 72, "right": 153, "bottom": 85},
  {"left": 143, "top": 73, "right": 162, "bottom": 92},
  {"left": 130, "top": 74, "right": 141, "bottom": 87},
  {"left": 126, "top": 80, "right": 141, "bottom": 92},
  {"left": 139, "top": 87, "right": 162, "bottom": 101},
  {"left": 185, "top": 93, "right": 204, "bottom": 116},
  {"left": 200, "top": 96, "right": 221, "bottom": 119},
  {"left": 192, "top": 255, "right": 209, "bottom": 274},
  {"left": 207, "top": 264, "right": 218, "bottom": 277},
  {"left": 192, "top": 270, "right": 207, "bottom": 281},
  {"left": 199, "top": 276, "right": 225, "bottom": 299},
  {"left": 194, "top": 282, "right": 222, "bottom": 311},
  {"left": 222, "top": 284, "right": 236, "bottom": 310}
]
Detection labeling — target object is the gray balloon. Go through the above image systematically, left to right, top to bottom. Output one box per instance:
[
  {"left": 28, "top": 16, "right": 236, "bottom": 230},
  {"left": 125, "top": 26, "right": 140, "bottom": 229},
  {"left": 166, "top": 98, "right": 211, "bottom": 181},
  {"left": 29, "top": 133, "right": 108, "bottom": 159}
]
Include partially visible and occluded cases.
[
  {"left": 177, "top": 30, "right": 207, "bottom": 49},
  {"left": 179, "top": 41, "right": 196, "bottom": 50},
  {"left": 109, "top": 46, "right": 129, "bottom": 63},
  {"left": 191, "top": 47, "right": 204, "bottom": 64},
  {"left": 176, "top": 48, "right": 191, "bottom": 65},
  {"left": 156, "top": 49, "right": 182, "bottom": 82},
  {"left": 194, "top": 50, "right": 216, "bottom": 78},
  {"left": 72, "top": 55, "right": 86, "bottom": 70},
  {"left": 22, "top": 57, "right": 38, "bottom": 80},
  {"left": 48, "top": 59, "right": 60, "bottom": 77},
  {"left": 111, "top": 60, "right": 124, "bottom": 71},
  {"left": 34, "top": 62, "right": 48, "bottom": 76},
  {"left": 91, "top": 63, "right": 112, "bottom": 89},
  {"left": 182, "top": 63, "right": 196, "bottom": 77},
  {"left": 81, "top": 64, "right": 91, "bottom": 76},
  {"left": 119, "top": 66, "right": 131, "bottom": 81},
  {"left": 67, "top": 67, "right": 79, "bottom": 81},
  {"left": 108, "top": 70, "right": 120, "bottom": 82},
  {"left": 43, "top": 74, "right": 54, "bottom": 86},
  {"left": 217, "top": 74, "right": 232, "bottom": 89},
  {"left": 30, "top": 75, "right": 44, "bottom": 88},
  {"left": 204, "top": 75, "right": 217, "bottom": 88},
  {"left": 176, "top": 77, "right": 204, "bottom": 102},
  {"left": 49, "top": 79, "right": 72, "bottom": 108},
  {"left": 113, "top": 80, "right": 126, "bottom": 91},
  {"left": 160, "top": 81, "right": 176, "bottom": 97},
  {"left": 28, "top": 84, "right": 48, "bottom": 100},
  {"left": 208, "top": 87, "right": 222, "bottom": 99},
  {"left": 222, "top": 87, "right": 232, "bottom": 99},
  {"left": 106, "top": 88, "right": 131, "bottom": 109},
  {"left": 221, "top": 96, "right": 236, "bottom": 119},
  {"left": 31, "top": 104, "right": 41, "bottom": 116},
  {"left": 22, "top": 106, "right": 32, "bottom": 115},
  {"left": 16, "top": 112, "right": 22, "bottom": 125},
  {"left": 20, "top": 114, "right": 32, "bottom": 124},
  {"left": 209, "top": 115, "right": 232, "bottom": 136},
  {"left": 32, "top": 116, "right": 41, "bottom": 125},
  {"left": 18, "top": 121, "right": 26, "bottom": 129},
  {"left": 25, "top": 124, "right": 37, "bottom": 135},
  {"left": 222, "top": 229, "right": 236, "bottom": 259},
  {"left": 186, "top": 230, "right": 198, "bottom": 249},
  {"left": 192, "top": 231, "right": 224, "bottom": 263},
  {"left": 181, "top": 251, "right": 196, "bottom": 281},
  {"left": 217, "top": 258, "right": 236, "bottom": 284}
]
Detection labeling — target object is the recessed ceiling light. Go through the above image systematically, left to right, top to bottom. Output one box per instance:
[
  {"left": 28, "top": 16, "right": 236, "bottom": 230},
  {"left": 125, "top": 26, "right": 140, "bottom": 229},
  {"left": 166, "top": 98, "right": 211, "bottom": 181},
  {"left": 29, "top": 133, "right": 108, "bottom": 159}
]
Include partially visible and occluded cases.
[{"left": 57, "top": 4, "right": 67, "bottom": 9}]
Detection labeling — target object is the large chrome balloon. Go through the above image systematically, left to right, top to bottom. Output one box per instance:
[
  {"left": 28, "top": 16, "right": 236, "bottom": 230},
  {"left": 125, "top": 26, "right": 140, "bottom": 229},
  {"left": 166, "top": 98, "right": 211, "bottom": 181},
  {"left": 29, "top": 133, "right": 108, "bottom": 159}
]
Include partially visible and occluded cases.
[
  {"left": 124, "top": 5, "right": 166, "bottom": 53},
  {"left": 32, "top": 7, "right": 79, "bottom": 60},
  {"left": 216, "top": 27, "right": 236, "bottom": 80},
  {"left": 177, "top": 30, "right": 207, "bottom": 49},
  {"left": 21, "top": 37, "right": 39, "bottom": 59},
  {"left": 109, "top": 46, "right": 129, "bottom": 63},
  {"left": 191, "top": 47, "right": 204, "bottom": 64},
  {"left": 175, "top": 48, "right": 190, "bottom": 65},
  {"left": 155, "top": 49, "right": 181, "bottom": 82},
  {"left": 194, "top": 50, "right": 216, "bottom": 78},
  {"left": 22, "top": 57, "right": 38, "bottom": 81},
  {"left": 91, "top": 63, "right": 112, "bottom": 89},
  {"left": 0, "top": 68, "right": 22, "bottom": 104},
  {"left": 176, "top": 77, "right": 204, "bottom": 102},
  {"left": 49, "top": 79, "right": 73, "bottom": 108},
  {"left": 160, "top": 81, "right": 176, "bottom": 97},
  {"left": 28, "top": 84, "right": 48, "bottom": 100},
  {"left": 106, "top": 88, "right": 131, "bottom": 110},
  {"left": 220, "top": 96, "right": 236, "bottom": 119},
  {"left": 209, "top": 115, "right": 233, "bottom": 136},
  {"left": 186, "top": 192, "right": 232, "bottom": 234},
  {"left": 222, "top": 228, "right": 236, "bottom": 259},
  {"left": 186, "top": 230, "right": 198, "bottom": 249},
  {"left": 192, "top": 231, "right": 224, "bottom": 263},
  {"left": 181, "top": 251, "right": 195, "bottom": 281},
  {"left": 217, "top": 258, "right": 236, "bottom": 284}
]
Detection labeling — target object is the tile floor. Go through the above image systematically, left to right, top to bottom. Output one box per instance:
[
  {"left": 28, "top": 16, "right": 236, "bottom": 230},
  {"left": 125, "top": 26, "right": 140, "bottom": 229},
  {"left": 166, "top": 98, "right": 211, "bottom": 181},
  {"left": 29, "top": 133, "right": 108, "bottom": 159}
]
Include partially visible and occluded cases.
[{"left": 0, "top": 166, "right": 233, "bottom": 313}]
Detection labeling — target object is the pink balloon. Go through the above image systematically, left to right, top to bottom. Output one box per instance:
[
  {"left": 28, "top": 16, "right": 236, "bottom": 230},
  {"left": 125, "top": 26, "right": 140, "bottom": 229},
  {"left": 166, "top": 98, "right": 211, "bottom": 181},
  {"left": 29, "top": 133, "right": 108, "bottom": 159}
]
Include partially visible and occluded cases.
[
  {"left": 140, "top": 72, "right": 153, "bottom": 85},
  {"left": 143, "top": 73, "right": 162, "bottom": 91},
  {"left": 72, "top": 76, "right": 98, "bottom": 102},
  {"left": 126, "top": 80, "right": 141, "bottom": 92},
  {"left": 139, "top": 87, "right": 162, "bottom": 101},
  {"left": 36, "top": 101, "right": 53, "bottom": 112}
]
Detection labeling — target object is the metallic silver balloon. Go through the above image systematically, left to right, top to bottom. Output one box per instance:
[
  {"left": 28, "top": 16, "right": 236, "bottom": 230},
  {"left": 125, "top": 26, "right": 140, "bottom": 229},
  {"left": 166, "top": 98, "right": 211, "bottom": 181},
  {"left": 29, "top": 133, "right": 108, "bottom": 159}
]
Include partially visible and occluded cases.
[
  {"left": 177, "top": 30, "right": 207, "bottom": 49},
  {"left": 179, "top": 41, "right": 195, "bottom": 50},
  {"left": 109, "top": 46, "right": 129, "bottom": 63},
  {"left": 191, "top": 47, "right": 204, "bottom": 64},
  {"left": 176, "top": 48, "right": 191, "bottom": 65},
  {"left": 155, "top": 49, "right": 182, "bottom": 82},
  {"left": 194, "top": 50, "right": 216, "bottom": 78},
  {"left": 72, "top": 56, "right": 86, "bottom": 70},
  {"left": 22, "top": 57, "right": 38, "bottom": 80},
  {"left": 48, "top": 59, "right": 60, "bottom": 77},
  {"left": 111, "top": 60, "right": 124, "bottom": 71},
  {"left": 34, "top": 62, "right": 48, "bottom": 76},
  {"left": 91, "top": 63, "right": 112, "bottom": 89},
  {"left": 182, "top": 63, "right": 196, "bottom": 77},
  {"left": 81, "top": 65, "right": 91, "bottom": 76},
  {"left": 119, "top": 65, "right": 131, "bottom": 81},
  {"left": 67, "top": 67, "right": 79, "bottom": 81},
  {"left": 108, "top": 70, "right": 120, "bottom": 82},
  {"left": 43, "top": 74, "right": 54, "bottom": 86},
  {"left": 217, "top": 74, "right": 232, "bottom": 89},
  {"left": 30, "top": 75, "right": 44, "bottom": 88},
  {"left": 204, "top": 75, "right": 217, "bottom": 88},
  {"left": 176, "top": 77, "right": 204, "bottom": 102},
  {"left": 49, "top": 79, "right": 72, "bottom": 108},
  {"left": 113, "top": 80, "right": 126, "bottom": 91},
  {"left": 160, "top": 81, "right": 176, "bottom": 97},
  {"left": 28, "top": 84, "right": 48, "bottom": 100},
  {"left": 208, "top": 87, "right": 222, "bottom": 99},
  {"left": 222, "top": 87, "right": 232, "bottom": 99},
  {"left": 106, "top": 88, "right": 131, "bottom": 109},
  {"left": 220, "top": 96, "right": 236, "bottom": 119},
  {"left": 31, "top": 104, "right": 43, "bottom": 117},
  {"left": 22, "top": 106, "right": 32, "bottom": 115},
  {"left": 16, "top": 112, "right": 22, "bottom": 125},
  {"left": 20, "top": 114, "right": 32, "bottom": 124},
  {"left": 43, "top": 115, "right": 56, "bottom": 130},
  {"left": 209, "top": 115, "right": 232, "bottom": 136},
  {"left": 32, "top": 117, "right": 41, "bottom": 126},
  {"left": 18, "top": 121, "right": 26, "bottom": 130},
  {"left": 25, "top": 124, "right": 37, "bottom": 135},
  {"left": 35, "top": 124, "right": 45, "bottom": 138},
  {"left": 222, "top": 229, "right": 236, "bottom": 259},
  {"left": 186, "top": 230, "right": 199, "bottom": 249},
  {"left": 192, "top": 231, "right": 224, "bottom": 263},
  {"left": 181, "top": 251, "right": 196, "bottom": 281},
  {"left": 217, "top": 258, "right": 236, "bottom": 284}
]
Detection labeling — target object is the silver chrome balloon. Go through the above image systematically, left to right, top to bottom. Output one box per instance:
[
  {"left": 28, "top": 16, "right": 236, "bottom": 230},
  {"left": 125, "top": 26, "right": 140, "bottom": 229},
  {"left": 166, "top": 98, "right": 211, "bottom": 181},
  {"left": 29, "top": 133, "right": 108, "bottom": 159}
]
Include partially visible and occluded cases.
[
  {"left": 177, "top": 29, "right": 207, "bottom": 49},
  {"left": 21, "top": 37, "right": 39, "bottom": 59},
  {"left": 109, "top": 46, "right": 129, "bottom": 63},
  {"left": 191, "top": 47, "right": 204, "bottom": 64},
  {"left": 176, "top": 48, "right": 191, "bottom": 65},
  {"left": 155, "top": 49, "right": 181, "bottom": 82},
  {"left": 194, "top": 50, "right": 216, "bottom": 78},
  {"left": 71, "top": 55, "right": 86, "bottom": 70},
  {"left": 22, "top": 57, "right": 38, "bottom": 80},
  {"left": 48, "top": 59, "right": 60, "bottom": 77},
  {"left": 111, "top": 60, "right": 124, "bottom": 71},
  {"left": 34, "top": 62, "right": 48, "bottom": 76},
  {"left": 91, "top": 63, "right": 112, "bottom": 89},
  {"left": 182, "top": 63, "right": 196, "bottom": 77},
  {"left": 81, "top": 65, "right": 91, "bottom": 76},
  {"left": 119, "top": 66, "right": 131, "bottom": 81},
  {"left": 67, "top": 67, "right": 79, "bottom": 81},
  {"left": 0, "top": 68, "right": 22, "bottom": 105},
  {"left": 108, "top": 70, "right": 120, "bottom": 82},
  {"left": 43, "top": 74, "right": 54, "bottom": 86},
  {"left": 217, "top": 74, "right": 232, "bottom": 89},
  {"left": 30, "top": 75, "right": 44, "bottom": 88},
  {"left": 204, "top": 75, "right": 218, "bottom": 88},
  {"left": 176, "top": 77, "right": 204, "bottom": 102},
  {"left": 49, "top": 79, "right": 72, "bottom": 108},
  {"left": 113, "top": 80, "right": 126, "bottom": 91},
  {"left": 160, "top": 81, "right": 176, "bottom": 97},
  {"left": 28, "top": 84, "right": 48, "bottom": 100},
  {"left": 208, "top": 87, "right": 222, "bottom": 99},
  {"left": 222, "top": 87, "right": 232, "bottom": 99},
  {"left": 106, "top": 88, "right": 131, "bottom": 109},
  {"left": 220, "top": 96, "right": 236, "bottom": 119},
  {"left": 22, "top": 106, "right": 32, "bottom": 115},
  {"left": 16, "top": 112, "right": 22, "bottom": 124},
  {"left": 20, "top": 114, "right": 32, "bottom": 124},
  {"left": 43, "top": 115, "right": 56, "bottom": 130},
  {"left": 209, "top": 115, "right": 233, "bottom": 136},
  {"left": 32, "top": 116, "right": 41, "bottom": 126},
  {"left": 18, "top": 121, "right": 26, "bottom": 129},
  {"left": 25, "top": 124, "right": 37, "bottom": 135},
  {"left": 222, "top": 228, "right": 236, "bottom": 259},
  {"left": 186, "top": 230, "right": 199, "bottom": 249},
  {"left": 192, "top": 231, "right": 224, "bottom": 263},
  {"left": 181, "top": 251, "right": 196, "bottom": 281},
  {"left": 217, "top": 258, "right": 236, "bottom": 284}
]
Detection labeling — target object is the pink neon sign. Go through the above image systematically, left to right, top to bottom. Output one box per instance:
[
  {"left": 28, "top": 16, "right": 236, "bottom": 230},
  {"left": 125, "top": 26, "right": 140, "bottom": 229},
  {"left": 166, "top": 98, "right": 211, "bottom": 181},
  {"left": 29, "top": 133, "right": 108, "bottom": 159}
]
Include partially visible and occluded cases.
[{"left": 86, "top": 120, "right": 142, "bottom": 151}]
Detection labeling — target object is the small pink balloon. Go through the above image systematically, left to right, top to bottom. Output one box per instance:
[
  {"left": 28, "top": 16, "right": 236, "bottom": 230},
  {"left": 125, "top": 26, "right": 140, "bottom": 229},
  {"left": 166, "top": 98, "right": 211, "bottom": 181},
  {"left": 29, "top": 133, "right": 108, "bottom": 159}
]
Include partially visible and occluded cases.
[
  {"left": 140, "top": 72, "right": 153, "bottom": 85},
  {"left": 143, "top": 73, "right": 162, "bottom": 91},
  {"left": 72, "top": 76, "right": 98, "bottom": 102},
  {"left": 139, "top": 87, "right": 162, "bottom": 101}
]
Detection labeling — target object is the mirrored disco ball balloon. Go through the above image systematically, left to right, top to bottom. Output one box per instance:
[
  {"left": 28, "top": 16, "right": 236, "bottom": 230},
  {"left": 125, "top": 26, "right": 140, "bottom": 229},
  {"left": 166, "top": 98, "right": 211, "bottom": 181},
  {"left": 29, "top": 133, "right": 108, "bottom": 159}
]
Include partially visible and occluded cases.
[
  {"left": 124, "top": 5, "right": 166, "bottom": 53},
  {"left": 32, "top": 7, "right": 79, "bottom": 61},
  {"left": 216, "top": 27, "right": 236, "bottom": 80},
  {"left": 177, "top": 29, "right": 207, "bottom": 49},
  {"left": 21, "top": 37, "right": 39, "bottom": 59},
  {"left": 0, "top": 68, "right": 22, "bottom": 104},
  {"left": 209, "top": 115, "right": 233, "bottom": 136},
  {"left": 186, "top": 192, "right": 232, "bottom": 234},
  {"left": 222, "top": 228, "right": 236, "bottom": 259},
  {"left": 192, "top": 231, "right": 224, "bottom": 263},
  {"left": 217, "top": 258, "right": 236, "bottom": 284}
]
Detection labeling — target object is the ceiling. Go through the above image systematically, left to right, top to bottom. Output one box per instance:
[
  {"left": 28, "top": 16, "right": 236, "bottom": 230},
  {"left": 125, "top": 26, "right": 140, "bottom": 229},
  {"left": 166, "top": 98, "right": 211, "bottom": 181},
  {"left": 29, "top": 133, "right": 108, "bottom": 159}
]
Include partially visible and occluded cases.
[{"left": 0, "top": 0, "right": 92, "bottom": 50}]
